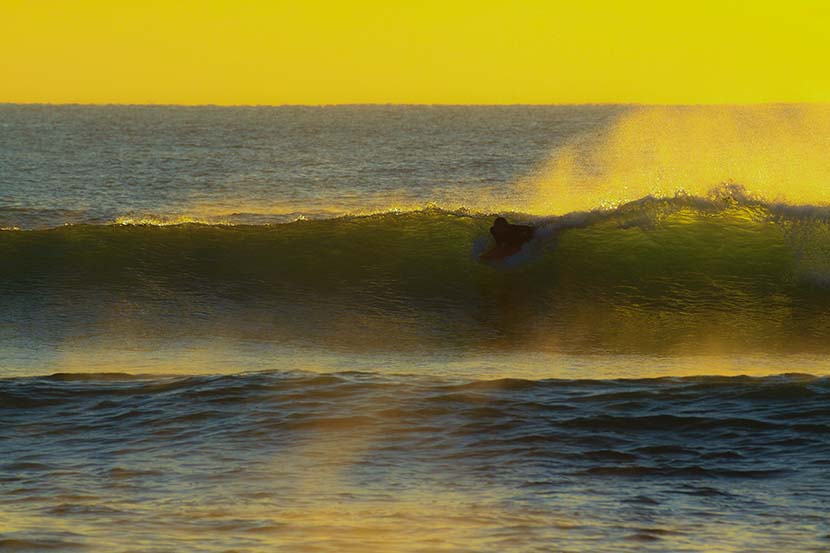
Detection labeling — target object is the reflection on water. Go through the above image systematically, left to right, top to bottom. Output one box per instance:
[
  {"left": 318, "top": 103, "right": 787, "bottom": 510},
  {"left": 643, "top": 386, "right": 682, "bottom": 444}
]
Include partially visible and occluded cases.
[{"left": 2, "top": 371, "right": 828, "bottom": 551}]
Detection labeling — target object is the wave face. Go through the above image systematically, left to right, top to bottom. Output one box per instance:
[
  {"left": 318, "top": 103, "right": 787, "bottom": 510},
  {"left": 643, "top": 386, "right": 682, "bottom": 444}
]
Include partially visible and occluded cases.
[
  {"left": 4, "top": 191, "right": 830, "bottom": 355},
  {"left": 1, "top": 370, "right": 828, "bottom": 551}
]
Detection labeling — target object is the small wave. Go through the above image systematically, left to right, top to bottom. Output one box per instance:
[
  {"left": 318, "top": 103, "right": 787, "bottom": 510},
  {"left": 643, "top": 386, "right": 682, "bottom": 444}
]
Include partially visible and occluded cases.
[
  {"left": 44, "top": 372, "right": 161, "bottom": 381},
  {"left": 560, "top": 414, "right": 781, "bottom": 432},
  {"left": 581, "top": 466, "right": 788, "bottom": 479},
  {"left": 0, "top": 537, "right": 85, "bottom": 551}
]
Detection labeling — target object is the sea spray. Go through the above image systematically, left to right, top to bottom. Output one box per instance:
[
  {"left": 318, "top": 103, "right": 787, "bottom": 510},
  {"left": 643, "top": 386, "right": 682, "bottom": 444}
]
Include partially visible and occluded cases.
[{"left": 517, "top": 105, "right": 830, "bottom": 214}]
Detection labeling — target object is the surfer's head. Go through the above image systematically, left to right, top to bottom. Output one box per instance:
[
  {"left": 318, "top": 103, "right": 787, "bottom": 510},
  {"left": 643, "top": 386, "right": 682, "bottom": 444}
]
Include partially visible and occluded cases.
[{"left": 494, "top": 217, "right": 508, "bottom": 228}]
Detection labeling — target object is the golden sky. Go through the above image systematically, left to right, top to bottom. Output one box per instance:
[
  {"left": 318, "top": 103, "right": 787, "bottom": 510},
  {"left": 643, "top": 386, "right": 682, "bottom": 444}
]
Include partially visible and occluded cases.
[{"left": 2, "top": 0, "right": 828, "bottom": 105}]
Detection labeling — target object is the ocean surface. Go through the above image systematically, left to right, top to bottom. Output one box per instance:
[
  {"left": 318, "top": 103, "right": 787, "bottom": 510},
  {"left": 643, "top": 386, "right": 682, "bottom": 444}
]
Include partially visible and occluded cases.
[{"left": 2, "top": 104, "right": 830, "bottom": 551}]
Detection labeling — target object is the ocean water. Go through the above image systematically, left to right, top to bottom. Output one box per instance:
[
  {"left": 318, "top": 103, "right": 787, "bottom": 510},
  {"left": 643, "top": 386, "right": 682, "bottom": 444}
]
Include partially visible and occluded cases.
[{"left": 2, "top": 104, "right": 830, "bottom": 551}]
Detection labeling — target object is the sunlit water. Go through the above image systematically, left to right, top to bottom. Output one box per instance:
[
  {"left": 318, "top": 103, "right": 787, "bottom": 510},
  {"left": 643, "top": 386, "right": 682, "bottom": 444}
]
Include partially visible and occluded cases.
[{"left": 2, "top": 105, "right": 830, "bottom": 551}]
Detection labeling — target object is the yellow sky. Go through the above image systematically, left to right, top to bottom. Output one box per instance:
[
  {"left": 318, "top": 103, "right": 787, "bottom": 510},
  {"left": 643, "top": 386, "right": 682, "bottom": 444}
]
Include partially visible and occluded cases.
[{"left": 2, "top": 0, "right": 828, "bottom": 105}]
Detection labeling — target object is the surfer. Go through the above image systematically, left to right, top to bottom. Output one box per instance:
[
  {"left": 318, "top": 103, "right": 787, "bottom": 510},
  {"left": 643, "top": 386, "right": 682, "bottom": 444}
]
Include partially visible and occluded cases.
[{"left": 490, "top": 217, "right": 534, "bottom": 249}]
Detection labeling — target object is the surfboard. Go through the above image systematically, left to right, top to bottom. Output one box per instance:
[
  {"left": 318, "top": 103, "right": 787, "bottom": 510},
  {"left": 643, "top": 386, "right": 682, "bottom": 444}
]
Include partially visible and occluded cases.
[{"left": 479, "top": 243, "right": 522, "bottom": 261}]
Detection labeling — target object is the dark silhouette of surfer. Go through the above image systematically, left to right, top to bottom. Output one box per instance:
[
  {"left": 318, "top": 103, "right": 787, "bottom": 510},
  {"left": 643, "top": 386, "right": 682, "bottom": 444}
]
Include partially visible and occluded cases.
[
  {"left": 481, "top": 217, "right": 535, "bottom": 260},
  {"left": 491, "top": 217, "right": 534, "bottom": 248}
]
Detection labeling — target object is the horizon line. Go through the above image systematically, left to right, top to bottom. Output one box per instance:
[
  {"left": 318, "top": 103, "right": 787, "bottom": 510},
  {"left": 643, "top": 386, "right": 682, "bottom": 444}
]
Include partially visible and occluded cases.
[{"left": 2, "top": 101, "right": 827, "bottom": 108}]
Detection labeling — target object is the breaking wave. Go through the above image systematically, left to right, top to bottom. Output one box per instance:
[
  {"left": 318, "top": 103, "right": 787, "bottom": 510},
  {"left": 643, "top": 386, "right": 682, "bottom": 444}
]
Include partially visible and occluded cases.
[{"left": 4, "top": 187, "right": 830, "bottom": 354}]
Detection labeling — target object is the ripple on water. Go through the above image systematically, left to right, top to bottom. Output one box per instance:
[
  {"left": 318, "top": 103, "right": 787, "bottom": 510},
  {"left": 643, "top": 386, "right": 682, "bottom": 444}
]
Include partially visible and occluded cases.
[{"left": 0, "top": 371, "right": 828, "bottom": 551}]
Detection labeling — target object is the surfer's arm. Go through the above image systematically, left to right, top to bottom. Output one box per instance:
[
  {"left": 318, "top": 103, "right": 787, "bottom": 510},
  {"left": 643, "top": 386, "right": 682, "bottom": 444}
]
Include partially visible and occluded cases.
[{"left": 515, "top": 225, "right": 534, "bottom": 242}]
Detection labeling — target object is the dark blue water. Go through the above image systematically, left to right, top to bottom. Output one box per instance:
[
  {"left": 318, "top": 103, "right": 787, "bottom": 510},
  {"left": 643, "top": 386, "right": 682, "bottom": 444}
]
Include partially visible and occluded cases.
[{"left": 1, "top": 371, "right": 829, "bottom": 551}]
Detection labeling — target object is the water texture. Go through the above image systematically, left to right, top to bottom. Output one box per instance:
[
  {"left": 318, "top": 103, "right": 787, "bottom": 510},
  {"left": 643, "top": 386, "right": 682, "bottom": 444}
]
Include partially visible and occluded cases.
[
  {"left": 2, "top": 105, "right": 830, "bottom": 551},
  {"left": 2, "top": 371, "right": 829, "bottom": 552}
]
